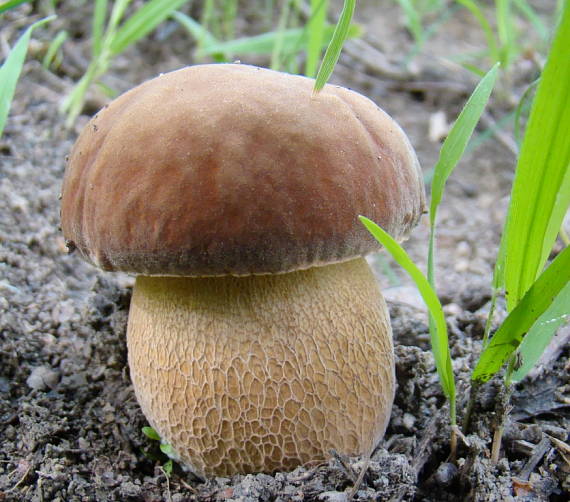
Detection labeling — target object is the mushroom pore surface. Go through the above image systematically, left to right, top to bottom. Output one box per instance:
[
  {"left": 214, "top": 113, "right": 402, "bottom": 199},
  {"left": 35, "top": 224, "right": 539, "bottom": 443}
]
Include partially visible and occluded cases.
[{"left": 127, "top": 258, "right": 394, "bottom": 478}]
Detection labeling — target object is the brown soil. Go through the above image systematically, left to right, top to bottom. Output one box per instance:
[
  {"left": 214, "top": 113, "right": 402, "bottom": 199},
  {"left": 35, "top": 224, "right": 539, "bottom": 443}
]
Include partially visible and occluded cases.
[{"left": 1, "top": 1, "right": 568, "bottom": 501}]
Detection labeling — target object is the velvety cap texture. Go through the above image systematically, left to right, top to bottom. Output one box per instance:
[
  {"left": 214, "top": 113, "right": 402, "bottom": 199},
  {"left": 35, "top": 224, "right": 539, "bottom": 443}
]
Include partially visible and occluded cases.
[{"left": 61, "top": 63, "right": 426, "bottom": 276}]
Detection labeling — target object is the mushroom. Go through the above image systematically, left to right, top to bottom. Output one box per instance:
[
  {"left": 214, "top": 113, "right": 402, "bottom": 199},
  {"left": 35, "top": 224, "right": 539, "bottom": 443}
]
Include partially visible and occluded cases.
[{"left": 60, "top": 63, "right": 426, "bottom": 478}]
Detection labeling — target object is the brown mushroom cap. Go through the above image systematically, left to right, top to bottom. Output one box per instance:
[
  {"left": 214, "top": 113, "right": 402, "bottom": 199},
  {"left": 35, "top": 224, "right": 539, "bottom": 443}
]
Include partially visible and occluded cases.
[{"left": 61, "top": 63, "right": 425, "bottom": 276}]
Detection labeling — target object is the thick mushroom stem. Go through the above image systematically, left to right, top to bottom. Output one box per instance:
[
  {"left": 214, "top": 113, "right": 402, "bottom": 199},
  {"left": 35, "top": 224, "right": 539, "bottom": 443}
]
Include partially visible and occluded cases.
[{"left": 127, "top": 257, "right": 394, "bottom": 478}]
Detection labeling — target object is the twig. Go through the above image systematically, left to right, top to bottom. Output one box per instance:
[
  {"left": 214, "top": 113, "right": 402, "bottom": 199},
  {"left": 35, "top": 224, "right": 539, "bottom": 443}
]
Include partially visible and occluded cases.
[
  {"left": 412, "top": 409, "right": 445, "bottom": 475},
  {"left": 547, "top": 435, "right": 570, "bottom": 467},
  {"left": 516, "top": 437, "right": 551, "bottom": 481},
  {"left": 330, "top": 449, "right": 357, "bottom": 483},
  {"left": 346, "top": 454, "right": 371, "bottom": 501},
  {"left": 6, "top": 463, "right": 32, "bottom": 492},
  {"left": 179, "top": 478, "right": 198, "bottom": 493}
]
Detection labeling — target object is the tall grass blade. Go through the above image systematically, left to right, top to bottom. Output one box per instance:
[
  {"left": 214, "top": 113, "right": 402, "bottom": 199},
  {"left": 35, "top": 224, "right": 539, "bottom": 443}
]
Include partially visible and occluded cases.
[
  {"left": 0, "top": 0, "right": 30, "bottom": 15},
  {"left": 92, "top": 0, "right": 108, "bottom": 59},
  {"left": 110, "top": 0, "right": 189, "bottom": 56},
  {"left": 270, "top": 0, "right": 293, "bottom": 71},
  {"left": 306, "top": 0, "right": 329, "bottom": 77},
  {"left": 314, "top": 0, "right": 355, "bottom": 92},
  {"left": 395, "top": 0, "right": 424, "bottom": 46},
  {"left": 456, "top": 0, "right": 499, "bottom": 64},
  {"left": 496, "top": 0, "right": 516, "bottom": 66},
  {"left": 513, "top": 0, "right": 548, "bottom": 41},
  {"left": 502, "top": 4, "right": 570, "bottom": 310},
  {"left": 171, "top": 11, "right": 218, "bottom": 47},
  {"left": 0, "top": 16, "right": 54, "bottom": 139},
  {"left": 196, "top": 24, "right": 361, "bottom": 58},
  {"left": 42, "top": 29, "right": 68, "bottom": 69},
  {"left": 429, "top": 63, "right": 499, "bottom": 217},
  {"left": 513, "top": 78, "right": 539, "bottom": 146},
  {"left": 359, "top": 217, "right": 456, "bottom": 407},
  {"left": 472, "top": 245, "right": 570, "bottom": 383},
  {"left": 511, "top": 282, "right": 570, "bottom": 382}
]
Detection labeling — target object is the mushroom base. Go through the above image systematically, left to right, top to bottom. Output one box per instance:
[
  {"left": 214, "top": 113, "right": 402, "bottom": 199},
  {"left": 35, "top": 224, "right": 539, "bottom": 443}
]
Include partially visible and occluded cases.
[{"left": 127, "top": 257, "right": 394, "bottom": 478}]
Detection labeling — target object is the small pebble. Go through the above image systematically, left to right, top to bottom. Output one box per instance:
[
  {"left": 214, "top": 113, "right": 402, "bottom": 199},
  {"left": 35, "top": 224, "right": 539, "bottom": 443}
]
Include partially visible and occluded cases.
[
  {"left": 456, "top": 241, "right": 471, "bottom": 258},
  {"left": 454, "top": 259, "right": 469, "bottom": 272},
  {"left": 443, "top": 302, "right": 462, "bottom": 317},
  {"left": 26, "top": 366, "right": 60, "bottom": 391},
  {"left": 403, "top": 412, "right": 416, "bottom": 431},
  {"left": 434, "top": 462, "right": 458, "bottom": 486}
]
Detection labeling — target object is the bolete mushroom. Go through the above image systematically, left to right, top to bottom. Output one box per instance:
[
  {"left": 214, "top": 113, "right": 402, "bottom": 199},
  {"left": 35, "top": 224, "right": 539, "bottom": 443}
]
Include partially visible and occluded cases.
[{"left": 61, "top": 63, "right": 426, "bottom": 478}]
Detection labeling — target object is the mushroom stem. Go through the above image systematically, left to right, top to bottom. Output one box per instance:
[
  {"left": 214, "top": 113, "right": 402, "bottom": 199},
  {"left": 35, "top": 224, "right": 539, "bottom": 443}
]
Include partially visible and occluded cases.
[{"left": 127, "top": 257, "right": 394, "bottom": 478}]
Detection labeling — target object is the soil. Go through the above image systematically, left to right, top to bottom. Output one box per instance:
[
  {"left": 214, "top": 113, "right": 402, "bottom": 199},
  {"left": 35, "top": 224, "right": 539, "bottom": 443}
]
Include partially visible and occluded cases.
[{"left": 1, "top": 1, "right": 568, "bottom": 501}]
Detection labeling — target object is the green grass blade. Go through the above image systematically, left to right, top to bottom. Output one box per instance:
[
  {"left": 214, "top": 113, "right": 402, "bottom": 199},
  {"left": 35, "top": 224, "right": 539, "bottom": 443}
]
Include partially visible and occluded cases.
[
  {"left": 0, "top": 0, "right": 29, "bottom": 14},
  {"left": 92, "top": 0, "right": 108, "bottom": 59},
  {"left": 107, "top": 0, "right": 131, "bottom": 36},
  {"left": 109, "top": 0, "right": 189, "bottom": 56},
  {"left": 270, "top": 0, "right": 293, "bottom": 71},
  {"left": 306, "top": 0, "right": 329, "bottom": 77},
  {"left": 313, "top": 0, "right": 355, "bottom": 92},
  {"left": 395, "top": 0, "right": 424, "bottom": 46},
  {"left": 455, "top": 0, "right": 499, "bottom": 64},
  {"left": 496, "top": 0, "right": 516, "bottom": 67},
  {"left": 513, "top": 0, "right": 548, "bottom": 42},
  {"left": 503, "top": 3, "right": 570, "bottom": 310},
  {"left": 171, "top": 11, "right": 219, "bottom": 48},
  {"left": 0, "top": 15, "right": 54, "bottom": 139},
  {"left": 197, "top": 24, "right": 361, "bottom": 58},
  {"left": 42, "top": 29, "right": 68, "bottom": 69},
  {"left": 429, "top": 63, "right": 499, "bottom": 219},
  {"left": 513, "top": 78, "right": 539, "bottom": 146},
  {"left": 359, "top": 216, "right": 456, "bottom": 405},
  {"left": 472, "top": 245, "right": 570, "bottom": 383},
  {"left": 511, "top": 281, "right": 570, "bottom": 382}
]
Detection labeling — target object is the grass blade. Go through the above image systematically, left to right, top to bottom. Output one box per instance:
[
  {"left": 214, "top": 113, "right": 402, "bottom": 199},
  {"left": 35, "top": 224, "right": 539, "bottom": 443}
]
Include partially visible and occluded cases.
[
  {"left": 0, "top": 0, "right": 30, "bottom": 14},
  {"left": 92, "top": 0, "right": 108, "bottom": 59},
  {"left": 110, "top": 0, "right": 189, "bottom": 56},
  {"left": 270, "top": 0, "right": 293, "bottom": 71},
  {"left": 306, "top": 0, "right": 329, "bottom": 77},
  {"left": 313, "top": 0, "right": 355, "bottom": 92},
  {"left": 394, "top": 0, "right": 424, "bottom": 47},
  {"left": 456, "top": 0, "right": 499, "bottom": 64},
  {"left": 513, "top": 0, "right": 548, "bottom": 42},
  {"left": 502, "top": 3, "right": 570, "bottom": 310},
  {"left": 171, "top": 11, "right": 219, "bottom": 49},
  {"left": 0, "top": 15, "right": 54, "bottom": 139},
  {"left": 195, "top": 24, "right": 360, "bottom": 58},
  {"left": 42, "top": 29, "right": 68, "bottom": 69},
  {"left": 427, "top": 62, "right": 499, "bottom": 328},
  {"left": 429, "top": 63, "right": 499, "bottom": 218},
  {"left": 359, "top": 216, "right": 455, "bottom": 406},
  {"left": 472, "top": 245, "right": 570, "bottom": 383},
  {"left": 511, "top": 281, "right": 570, "bottom": 382}
]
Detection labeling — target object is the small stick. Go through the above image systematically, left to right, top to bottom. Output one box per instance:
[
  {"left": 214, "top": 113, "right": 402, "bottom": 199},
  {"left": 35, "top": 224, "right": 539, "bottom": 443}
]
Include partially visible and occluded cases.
[
  {"left": 516, "top": 437, "right": 551, "bottom": 481},
  {"left": 330, "top": 449, "right": 357, "bottom": 483},
  {"left": 347, "top": 454, "right": 371, "bottom": 501}
]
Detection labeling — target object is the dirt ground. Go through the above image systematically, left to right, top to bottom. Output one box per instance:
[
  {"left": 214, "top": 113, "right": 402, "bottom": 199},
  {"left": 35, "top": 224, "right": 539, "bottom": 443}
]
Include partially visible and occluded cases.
[{"left": 1, "top": 1, "right": 568, "bottom": 501}]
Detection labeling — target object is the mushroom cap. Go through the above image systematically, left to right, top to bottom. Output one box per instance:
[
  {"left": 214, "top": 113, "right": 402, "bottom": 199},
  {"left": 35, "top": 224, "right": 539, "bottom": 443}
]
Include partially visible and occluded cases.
[{"left": 61, "top": 63, "right": 425, "bottom": 276}]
